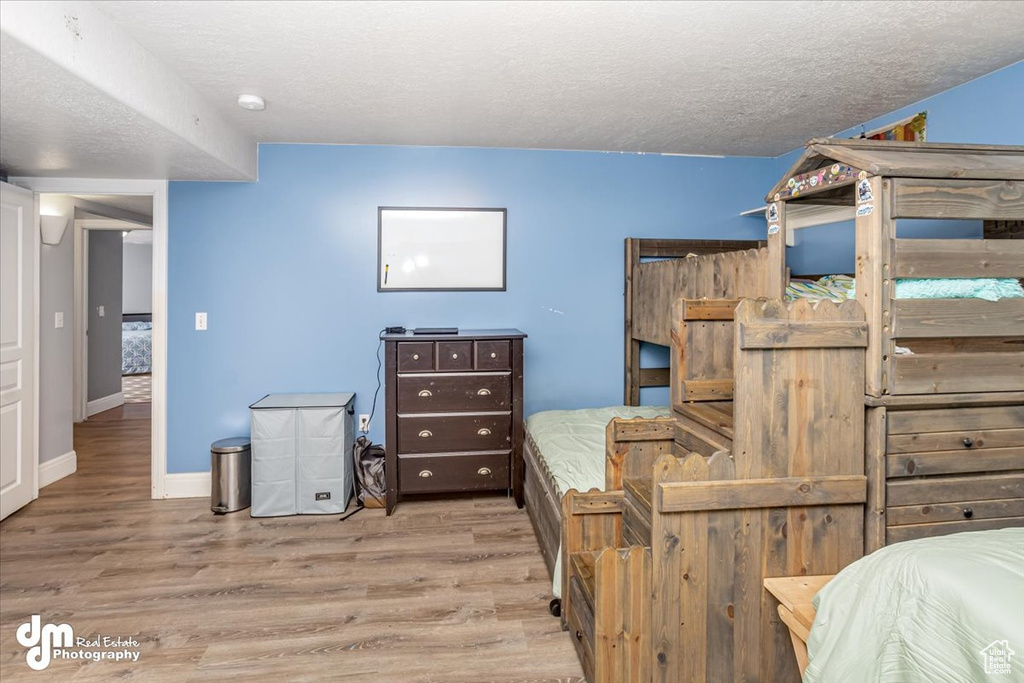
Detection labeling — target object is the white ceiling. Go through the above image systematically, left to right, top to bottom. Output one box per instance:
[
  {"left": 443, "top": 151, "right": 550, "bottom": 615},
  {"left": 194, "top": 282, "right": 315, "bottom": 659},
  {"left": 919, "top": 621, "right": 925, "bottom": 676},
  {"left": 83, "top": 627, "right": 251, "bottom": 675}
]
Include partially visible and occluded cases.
[
  {"left": 93, "top": 0, "right": 1024, "bottom": 157},
  {"left": 1, "top": 1, "right": 1022, "bottom": 181},
  {"left": 73, "top": 194, "right": 153, "bottom": 219}
]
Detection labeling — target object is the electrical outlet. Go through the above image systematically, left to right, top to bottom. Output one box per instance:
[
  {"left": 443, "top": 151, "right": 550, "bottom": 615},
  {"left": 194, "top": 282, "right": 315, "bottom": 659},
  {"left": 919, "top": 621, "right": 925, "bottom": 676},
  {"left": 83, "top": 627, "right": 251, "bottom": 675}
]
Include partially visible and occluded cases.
[
  {"left": 195, "top": 312, "right": 208, "bottom": 331},
  {"left": 358, "top": 414, "right": 370, "bottom": 432}
]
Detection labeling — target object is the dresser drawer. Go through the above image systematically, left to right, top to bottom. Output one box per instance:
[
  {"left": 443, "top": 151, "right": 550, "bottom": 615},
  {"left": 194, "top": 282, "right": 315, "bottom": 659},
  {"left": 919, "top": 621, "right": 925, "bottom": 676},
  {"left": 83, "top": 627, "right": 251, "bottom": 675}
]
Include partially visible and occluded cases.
[
  {"left": 476, "top": 340, "right": 511, "bottom": 370},
  {"left": 437, "top": 341, "right": 473, "bottom": 371},
  {"left": 397, "top": 342, "right": 434, "bottom": 372},
  {"left": 397, "top": 373, "right": 511, "bottom": 413},
  {"left": 887, "top": 405, "right": 1024, "bottom": 453},
  {"left": 397, "top": 413, "right": 511, "bottom": 454},
  {"left": 398, "top": 451, "right": 509, "bottom": 494}
]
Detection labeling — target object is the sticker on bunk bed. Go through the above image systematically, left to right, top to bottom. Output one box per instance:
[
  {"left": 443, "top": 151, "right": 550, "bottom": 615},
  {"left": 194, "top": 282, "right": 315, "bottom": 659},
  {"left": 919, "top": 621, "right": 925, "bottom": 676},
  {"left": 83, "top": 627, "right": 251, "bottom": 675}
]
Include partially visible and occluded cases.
[
  {"left": 857, "top": 178, "right": 874, "bottom": 203},
  {"left": 767, "top": 203, "right": 779, "bottom": 223},
  {"left": 856, "top": 204, "right": 874, "bottom": 217},
  {"left": 768, "top": 224, "right": 781, "bottom": 235}
]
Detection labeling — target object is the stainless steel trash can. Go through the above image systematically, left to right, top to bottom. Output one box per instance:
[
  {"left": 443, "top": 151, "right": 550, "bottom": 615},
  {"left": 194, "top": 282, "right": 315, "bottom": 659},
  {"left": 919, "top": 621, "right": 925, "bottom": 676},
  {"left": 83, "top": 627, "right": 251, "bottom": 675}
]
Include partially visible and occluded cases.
[{"left": 211, "top": 437, "right": 251, "bottom": 514}]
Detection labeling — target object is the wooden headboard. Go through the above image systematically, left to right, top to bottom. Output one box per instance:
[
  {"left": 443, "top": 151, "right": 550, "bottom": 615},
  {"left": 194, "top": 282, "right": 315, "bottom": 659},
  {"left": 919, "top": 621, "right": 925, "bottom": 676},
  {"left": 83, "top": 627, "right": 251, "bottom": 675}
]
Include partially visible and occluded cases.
[{"left": 624, "top": 238, "right": 765, "bottom": 405}]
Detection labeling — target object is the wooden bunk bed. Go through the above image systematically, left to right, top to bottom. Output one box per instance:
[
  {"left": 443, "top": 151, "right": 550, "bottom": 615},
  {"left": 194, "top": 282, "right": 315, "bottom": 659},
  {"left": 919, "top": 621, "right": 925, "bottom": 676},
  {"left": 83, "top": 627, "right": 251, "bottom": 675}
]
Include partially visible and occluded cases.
[{"left": 559, "top": 140, "right": 1023, "bottom": 682}]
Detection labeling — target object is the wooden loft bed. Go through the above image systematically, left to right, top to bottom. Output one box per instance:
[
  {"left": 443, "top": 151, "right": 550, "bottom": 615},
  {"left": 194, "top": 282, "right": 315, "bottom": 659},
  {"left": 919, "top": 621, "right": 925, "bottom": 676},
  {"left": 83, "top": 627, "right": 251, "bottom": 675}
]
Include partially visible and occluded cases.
[{"left": 560, "top": 140, "right": 1022, "bottom": 682}]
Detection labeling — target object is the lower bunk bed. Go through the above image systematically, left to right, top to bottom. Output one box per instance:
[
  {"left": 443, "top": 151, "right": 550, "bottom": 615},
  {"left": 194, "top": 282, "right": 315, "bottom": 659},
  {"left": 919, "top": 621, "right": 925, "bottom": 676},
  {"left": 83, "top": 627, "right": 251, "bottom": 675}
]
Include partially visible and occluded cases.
[{"left": 521, "top": 405, "right": 672, "bottom": 607}]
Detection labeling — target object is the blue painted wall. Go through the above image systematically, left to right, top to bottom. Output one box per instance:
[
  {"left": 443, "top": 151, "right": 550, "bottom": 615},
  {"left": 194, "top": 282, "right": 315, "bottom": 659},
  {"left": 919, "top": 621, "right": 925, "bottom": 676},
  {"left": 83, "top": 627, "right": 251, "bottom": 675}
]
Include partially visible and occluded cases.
[
  {"left": 168, "top": 60, "right": 1022, "bottom": 473},
  {"left": 782, "top": 60, "right": 1024, "bottom": 275},
  {"left": 168, "top": 148, "right": 776, "bottom": 471}
]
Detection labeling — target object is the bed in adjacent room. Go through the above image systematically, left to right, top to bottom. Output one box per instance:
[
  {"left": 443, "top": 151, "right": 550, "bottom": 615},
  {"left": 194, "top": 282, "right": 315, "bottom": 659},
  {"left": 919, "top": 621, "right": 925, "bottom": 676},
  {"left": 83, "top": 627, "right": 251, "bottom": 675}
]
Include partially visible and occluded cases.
[
  {"left": 122, "top": 314, "right": 153, "bottom": 375},
  {"left": 522, "top": 404, "right": 671, "bottom": 600}
]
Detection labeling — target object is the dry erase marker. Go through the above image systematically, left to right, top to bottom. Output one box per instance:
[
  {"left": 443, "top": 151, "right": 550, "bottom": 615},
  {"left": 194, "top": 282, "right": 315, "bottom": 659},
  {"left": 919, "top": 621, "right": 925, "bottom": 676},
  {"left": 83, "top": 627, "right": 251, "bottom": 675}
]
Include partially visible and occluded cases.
[{"left": 384, "top": 263, "right": 389, "bottom": 285}]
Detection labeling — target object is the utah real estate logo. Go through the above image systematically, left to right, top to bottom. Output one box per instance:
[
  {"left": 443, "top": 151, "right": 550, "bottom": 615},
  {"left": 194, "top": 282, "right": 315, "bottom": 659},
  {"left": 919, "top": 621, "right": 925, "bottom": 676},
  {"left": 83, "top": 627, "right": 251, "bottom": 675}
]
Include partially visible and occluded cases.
[{"left": 981, "top": 640, "right": 1015, "bottom": 675}]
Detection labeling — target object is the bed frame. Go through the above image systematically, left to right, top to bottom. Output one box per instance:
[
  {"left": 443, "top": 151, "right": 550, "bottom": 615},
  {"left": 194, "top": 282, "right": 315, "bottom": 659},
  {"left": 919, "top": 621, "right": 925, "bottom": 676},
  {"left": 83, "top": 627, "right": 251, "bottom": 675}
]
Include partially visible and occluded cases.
[{"left": 555, "top": 140, "right": 1023, "bottom": 681}]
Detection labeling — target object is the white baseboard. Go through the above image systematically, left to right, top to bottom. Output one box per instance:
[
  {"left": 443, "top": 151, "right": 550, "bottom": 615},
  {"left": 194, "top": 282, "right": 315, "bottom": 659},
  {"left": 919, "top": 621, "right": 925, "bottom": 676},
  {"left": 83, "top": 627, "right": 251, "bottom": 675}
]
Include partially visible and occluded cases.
[
  {"left": 87, "top": 392, "right": 124, "bottom": 417},
  {"left": 39, "top": 450, "right": 77, "bottom": 488},
  {"left": 163, "top": 472, "right": 211, "bottom": 499}
]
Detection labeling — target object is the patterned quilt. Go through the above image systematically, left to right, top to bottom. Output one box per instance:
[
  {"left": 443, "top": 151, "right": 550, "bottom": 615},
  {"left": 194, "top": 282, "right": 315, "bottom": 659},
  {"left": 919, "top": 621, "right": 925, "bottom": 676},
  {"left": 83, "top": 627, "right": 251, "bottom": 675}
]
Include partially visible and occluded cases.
[{"left": 122, "top": 323, "right": 152, "bottom": 375}]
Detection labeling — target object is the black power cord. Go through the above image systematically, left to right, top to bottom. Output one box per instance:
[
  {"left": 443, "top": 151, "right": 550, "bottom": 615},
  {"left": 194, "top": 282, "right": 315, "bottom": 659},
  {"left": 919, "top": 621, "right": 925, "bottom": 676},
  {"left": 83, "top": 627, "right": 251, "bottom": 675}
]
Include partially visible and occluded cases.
[{"left": 340, "top": 330, "right": 386, "bottom": 523}]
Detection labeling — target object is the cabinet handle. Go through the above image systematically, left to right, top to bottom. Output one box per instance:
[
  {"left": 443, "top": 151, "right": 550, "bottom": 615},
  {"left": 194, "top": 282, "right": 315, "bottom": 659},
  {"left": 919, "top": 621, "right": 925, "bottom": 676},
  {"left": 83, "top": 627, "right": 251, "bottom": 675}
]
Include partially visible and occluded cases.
[
  {"left": 490, "top": 352, "right": 497, "bottom": 359},
  {"left": 452, "top": 353, "right": 459, "bottom": 359},
  {"left": 412, "top": 354, "right": 420, "bottom": 361},
  {"left": 477, "top": 388, "right": 491, "bottom": 396},
  {"left": 418, "top": 390, "right": 432, "bottom": 397},
  {"left": 477, "top": 428, "right": 491, "bottom": 436},
  {"left": 418, "top": 430, "right": 433, "bottom": 438},
  {"left": 963, "top": 438, "right": 974, "bottom": 448},
  {"left": 477, "top": 467, "right": 492, "bottom": 476},
  {"left": 418, "top": 470, "right": 433, "bottom": 478},
  {"left": 963, "top": 507, "right": 973, "bottom": 519},
  {"left": 575, "top": 630, "right": 583, "bottom": 642}
]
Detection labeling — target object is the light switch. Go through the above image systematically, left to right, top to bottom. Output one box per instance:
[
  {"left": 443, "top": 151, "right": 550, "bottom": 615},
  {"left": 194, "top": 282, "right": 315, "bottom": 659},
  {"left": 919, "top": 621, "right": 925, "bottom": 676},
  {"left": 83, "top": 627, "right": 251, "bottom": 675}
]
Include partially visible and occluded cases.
[
  {"left": 98, "top": 305, "right": 105, "bottom": 317},
  {"left": 55, "top": 312, "right": 64, "bottom": 329},
  {"left": 195, "top": 312, "right": 208, "bottom": 331}
]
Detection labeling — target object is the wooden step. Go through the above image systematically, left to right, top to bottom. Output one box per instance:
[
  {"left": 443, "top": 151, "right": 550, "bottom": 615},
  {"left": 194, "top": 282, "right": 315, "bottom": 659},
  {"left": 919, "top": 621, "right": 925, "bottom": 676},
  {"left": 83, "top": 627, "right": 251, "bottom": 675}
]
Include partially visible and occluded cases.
[
  {"left": 677, "top": 400, "right": 735, "bottom": 439},
  {"left": 624, "top": 476, "right": 653, "bottom": 518},
  {"left": 569, "top": 550, "right": 599, "bottom": 609}
]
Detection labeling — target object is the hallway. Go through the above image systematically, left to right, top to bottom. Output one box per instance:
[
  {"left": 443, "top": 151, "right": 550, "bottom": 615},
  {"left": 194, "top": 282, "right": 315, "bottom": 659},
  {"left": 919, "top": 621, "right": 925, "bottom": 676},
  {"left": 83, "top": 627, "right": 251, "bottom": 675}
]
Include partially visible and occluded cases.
[{"left": 0, "top": 406, "right": 580, "bottom": 682}]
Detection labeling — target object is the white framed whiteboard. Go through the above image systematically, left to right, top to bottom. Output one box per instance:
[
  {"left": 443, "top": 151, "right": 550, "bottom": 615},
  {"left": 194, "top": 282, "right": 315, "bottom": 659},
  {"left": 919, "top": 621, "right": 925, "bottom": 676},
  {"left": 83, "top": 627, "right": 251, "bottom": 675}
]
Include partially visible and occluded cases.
[{"left": 378, "top": 207, "right": 507, "bottom": 291}]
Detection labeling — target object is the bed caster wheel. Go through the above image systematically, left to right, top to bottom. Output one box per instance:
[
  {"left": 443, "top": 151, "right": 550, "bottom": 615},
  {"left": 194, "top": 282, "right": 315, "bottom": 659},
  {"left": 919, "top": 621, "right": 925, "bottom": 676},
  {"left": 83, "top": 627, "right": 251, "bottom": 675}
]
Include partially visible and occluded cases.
[{"left": 549, "top": 599, "right": 561, "bottom": 617}]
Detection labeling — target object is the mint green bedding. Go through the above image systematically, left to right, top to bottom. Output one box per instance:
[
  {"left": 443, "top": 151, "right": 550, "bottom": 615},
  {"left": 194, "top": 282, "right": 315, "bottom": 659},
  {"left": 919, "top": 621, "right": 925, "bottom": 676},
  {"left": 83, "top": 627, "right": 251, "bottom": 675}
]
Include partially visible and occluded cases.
[
  {"left": 525, "top": 405, "right": 671, "bottom": 598},
  {"left": 805, "top": 528, "right": 1024, "bottom": 683}
]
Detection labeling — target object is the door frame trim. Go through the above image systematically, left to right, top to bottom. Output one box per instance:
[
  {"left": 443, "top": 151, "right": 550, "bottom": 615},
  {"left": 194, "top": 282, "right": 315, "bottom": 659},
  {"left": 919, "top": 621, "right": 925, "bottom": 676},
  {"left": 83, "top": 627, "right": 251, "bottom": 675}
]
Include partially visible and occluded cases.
[{"left": 9, "top": 177, "right": 169, "bottom": 500}]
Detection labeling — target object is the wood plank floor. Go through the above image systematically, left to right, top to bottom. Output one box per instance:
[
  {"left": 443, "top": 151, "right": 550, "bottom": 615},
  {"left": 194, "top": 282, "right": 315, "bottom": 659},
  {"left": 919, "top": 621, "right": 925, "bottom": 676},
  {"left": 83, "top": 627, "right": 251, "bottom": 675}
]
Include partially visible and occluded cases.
[{"left": 0, "top": 404, "right": 583, "bottom": 682}]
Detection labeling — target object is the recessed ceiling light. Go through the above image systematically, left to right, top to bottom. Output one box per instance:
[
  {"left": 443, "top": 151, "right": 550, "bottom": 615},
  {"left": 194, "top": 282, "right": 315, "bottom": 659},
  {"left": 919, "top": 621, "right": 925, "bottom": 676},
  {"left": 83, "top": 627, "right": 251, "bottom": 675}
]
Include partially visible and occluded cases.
[{"left": 237, "top": 94, "right": 266, "bottom": 111}]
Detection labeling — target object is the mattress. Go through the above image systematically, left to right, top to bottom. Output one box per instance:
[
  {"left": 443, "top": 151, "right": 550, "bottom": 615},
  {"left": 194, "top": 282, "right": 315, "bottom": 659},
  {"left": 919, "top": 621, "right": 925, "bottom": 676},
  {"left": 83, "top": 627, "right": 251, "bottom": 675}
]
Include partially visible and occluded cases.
[
  {"left": 787, "top": 274, "right": 1024, "bottom": 302},
  {"left": 121, "top": 323, "right": 152, "bottom": 375},
  {"left": 525, "top": 404, "right": 672, "bottom": 597},
  {"left": 805, "top": 527, "right": 1024, "bottom": 683}
]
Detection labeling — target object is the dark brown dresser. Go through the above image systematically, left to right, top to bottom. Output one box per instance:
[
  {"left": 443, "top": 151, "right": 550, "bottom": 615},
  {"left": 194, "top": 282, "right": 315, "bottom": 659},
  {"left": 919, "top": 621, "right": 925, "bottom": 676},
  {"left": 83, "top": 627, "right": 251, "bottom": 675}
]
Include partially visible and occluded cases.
[{"left": 383, "top": 329, "right": 526, "bottom": 515}]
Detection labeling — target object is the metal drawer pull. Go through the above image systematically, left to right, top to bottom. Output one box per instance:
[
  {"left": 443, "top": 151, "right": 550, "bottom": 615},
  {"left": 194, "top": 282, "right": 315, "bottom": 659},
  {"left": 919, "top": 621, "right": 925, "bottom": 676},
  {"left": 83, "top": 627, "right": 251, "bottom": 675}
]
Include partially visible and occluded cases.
[
  {"left": 490, "top": 352, "right": 497, "bottom": 359},
  {"left": 412, "top": 353, "right": 420, "bottom": 361},
  {"left": 452, "top": 353, "right": 459, "bottom": 359},
  {"left": 477, "top": 388, "right": 491, "bottom": 396},
  {"left": 418, "top": 390, "right": 432, "bottom": 397},
  {"left": 477, "top": 428, "right": 491, "bottom": 436},
  {"left": 418, "top": 430, "right": 432, "bottom": 438},
  {"left": 963, "top": 438, "right": 974, "bottom": 448},
  {"left": 477, "top": 467, "right": 491, "bottom": 476},
  {"left": 418, "top": 470, "right": 433, "bottom": 478},
  {"left": 963, "top": 507, "right": 973, "bottom": 519}
]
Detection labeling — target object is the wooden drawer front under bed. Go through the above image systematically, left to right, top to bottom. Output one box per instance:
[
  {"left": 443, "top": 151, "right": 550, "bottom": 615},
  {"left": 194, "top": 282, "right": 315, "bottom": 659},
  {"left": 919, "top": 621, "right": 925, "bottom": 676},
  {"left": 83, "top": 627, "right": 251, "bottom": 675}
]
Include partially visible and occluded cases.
[
  {"left": 397, "top": 373, "right": 511, "bottom": 413},
  {"left": 398, "top": 452, "right": 510, "bottom": 494},
  {"left": 567, "top": 556, "right": 597, "bottom": 683}
]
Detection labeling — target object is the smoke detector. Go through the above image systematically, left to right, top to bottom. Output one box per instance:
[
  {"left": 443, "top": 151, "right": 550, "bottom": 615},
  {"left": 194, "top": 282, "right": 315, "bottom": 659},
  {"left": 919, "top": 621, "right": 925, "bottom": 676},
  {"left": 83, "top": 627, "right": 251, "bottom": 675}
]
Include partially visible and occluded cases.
[{"left": 237, "top": 94, "right": 266, "bottom": 111}]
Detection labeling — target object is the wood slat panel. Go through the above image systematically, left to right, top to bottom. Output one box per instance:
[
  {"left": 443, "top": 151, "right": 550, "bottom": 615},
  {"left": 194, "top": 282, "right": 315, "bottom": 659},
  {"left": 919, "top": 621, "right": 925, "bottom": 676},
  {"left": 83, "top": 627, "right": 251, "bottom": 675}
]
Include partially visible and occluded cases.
[
  {"left": 891, "top": 178, "right": 1024, "bottom": 220},
  {"left": 894, "top": 239, "right": 1024, "bottom": 278},
  {"left": 679, "top": 299, "right": 740, "bottom": 320},
  {"left": 893, "top": 299, "right": 1024, "bottom": 338},
  {"left": 738, "top": 321, "right": 868, "bottom": 349},
  {"left": 892, "top": 352, "right": 1024, "bottom": 394},
  {"left": 639, "top": 367, "right": 670, "bottom": 387},
  {"left": 681, "top": 378, "right": 734, "bottom": 401},
  {"left": 866, "top": 391, "right": 1024, "bottom": 408},
  {"left": 887, "top": 405, "right": 1024, "bottom": 434},
  {"left": 887, "top": 429, "right": 1024, "bottom": 454},
  {"left": 886, "top": 447, "right": 1024, "bottom": 477},
  {"left": 887, "top": 472, "right": 1024, "bottom": 506},
  {"left": 658, "top": 476, "right": 867, "bottom": 513},
  {"left": 569, "top": 490, "right": 625, "bottom": 514},
  {"left": 886, "top": 497, "right": 1024, "bottom": 526},
  {"left": 887, "top": 516, "right": 1024, "bottom": 543}
]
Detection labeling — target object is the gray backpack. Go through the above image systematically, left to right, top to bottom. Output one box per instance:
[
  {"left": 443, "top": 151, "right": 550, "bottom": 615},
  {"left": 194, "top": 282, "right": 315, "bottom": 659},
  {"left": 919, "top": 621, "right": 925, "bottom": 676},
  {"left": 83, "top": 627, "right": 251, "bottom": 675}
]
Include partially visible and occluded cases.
[{"left": 353, "top": 436, "right": 385, "bottom": 508}]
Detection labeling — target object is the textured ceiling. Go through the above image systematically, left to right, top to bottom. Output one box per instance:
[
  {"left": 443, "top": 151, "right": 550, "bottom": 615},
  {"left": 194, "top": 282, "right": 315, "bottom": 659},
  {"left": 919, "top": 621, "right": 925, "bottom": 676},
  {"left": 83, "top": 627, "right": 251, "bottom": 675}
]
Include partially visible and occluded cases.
[
  {"left": 92, "top": 0, "right": 1024, "bottom": 157},
  {"left": 73, "top": 194, "right": 154, "bottom": 219}
]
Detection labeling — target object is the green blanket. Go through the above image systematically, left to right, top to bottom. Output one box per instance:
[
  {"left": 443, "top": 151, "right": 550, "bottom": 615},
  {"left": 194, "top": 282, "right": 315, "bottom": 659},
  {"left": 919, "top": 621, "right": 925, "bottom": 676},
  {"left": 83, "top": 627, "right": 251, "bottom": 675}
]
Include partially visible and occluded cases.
[
  {"left": 525, "top": 405, "right": 671, "bottom": 598},
  {"left": 806, "top": 527, "right": 1024, "bottom": 683}
]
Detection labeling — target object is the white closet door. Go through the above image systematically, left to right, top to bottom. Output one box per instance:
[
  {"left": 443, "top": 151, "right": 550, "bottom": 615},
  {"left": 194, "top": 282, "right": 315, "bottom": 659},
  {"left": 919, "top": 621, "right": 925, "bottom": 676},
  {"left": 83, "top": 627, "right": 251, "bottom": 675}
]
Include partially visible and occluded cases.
[{"left": 0, "top": 181, "right": 37, "bottom": 520}]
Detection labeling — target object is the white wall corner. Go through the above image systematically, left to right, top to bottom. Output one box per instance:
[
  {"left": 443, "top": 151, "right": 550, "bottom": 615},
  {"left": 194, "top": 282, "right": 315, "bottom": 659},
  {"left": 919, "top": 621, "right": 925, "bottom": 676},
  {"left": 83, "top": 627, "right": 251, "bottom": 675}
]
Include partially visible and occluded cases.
[
  {"left": 86, "top": 391, "right": 124, "bottom": 417},
  {"left": 39, "top": 450, "right": 77, "bottom": 488},
  {"left": 163, "top": 472, "right": 211, "bottom": 500}
]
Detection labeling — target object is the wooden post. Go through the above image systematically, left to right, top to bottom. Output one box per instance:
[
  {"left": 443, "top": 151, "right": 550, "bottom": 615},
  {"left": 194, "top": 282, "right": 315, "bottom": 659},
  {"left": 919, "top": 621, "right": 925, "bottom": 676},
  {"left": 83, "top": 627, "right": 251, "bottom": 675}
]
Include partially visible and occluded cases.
[
  {"left": 855, "top": 176, "right": 894, "bottom": 397},
  {"left": 766, "top": 200, "right": 788, "bottom": 297},
  {"left": 624, "top": 238, "right": 641, "bottom": 405},
  {"left": 864, "top": 406, "right": 887, "bottom": 553}
]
